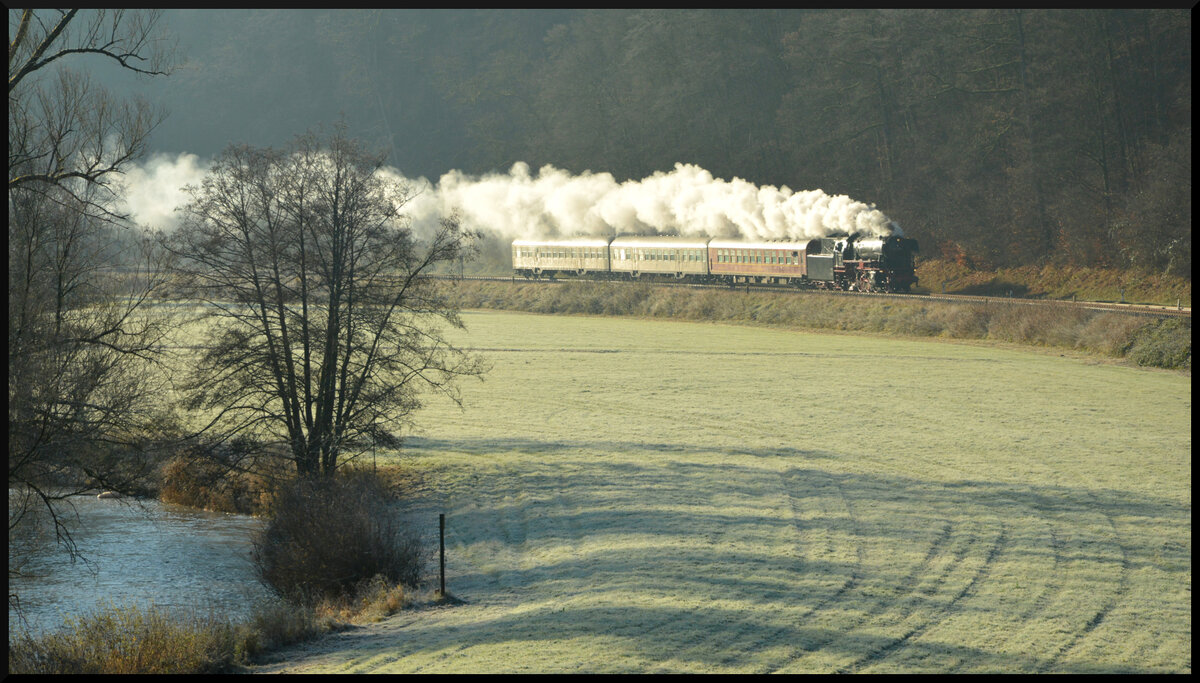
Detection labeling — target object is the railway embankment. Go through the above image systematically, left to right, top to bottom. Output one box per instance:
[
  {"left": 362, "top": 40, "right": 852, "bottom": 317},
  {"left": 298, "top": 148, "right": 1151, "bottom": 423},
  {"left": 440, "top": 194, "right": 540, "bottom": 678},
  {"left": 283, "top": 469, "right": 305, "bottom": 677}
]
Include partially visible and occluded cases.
[
  {"left": 913, "top": 258, "right": 1191, "bottom": 307},
  {"left": 447, "top": 278, "right": 1191, "bottom": 372}
]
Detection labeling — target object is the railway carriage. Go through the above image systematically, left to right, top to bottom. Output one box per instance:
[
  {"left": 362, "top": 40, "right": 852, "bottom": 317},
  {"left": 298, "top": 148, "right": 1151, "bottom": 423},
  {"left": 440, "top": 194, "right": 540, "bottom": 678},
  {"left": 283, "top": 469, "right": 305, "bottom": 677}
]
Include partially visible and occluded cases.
[
  {"left": 609, "top": 236, "right": 710, "bottom": 279},
  {"left": 513, "top": 238, "right": 612, "bottom": 279},
  {"left": 708, "top": 239, "right": 810, "bottom": 285}
]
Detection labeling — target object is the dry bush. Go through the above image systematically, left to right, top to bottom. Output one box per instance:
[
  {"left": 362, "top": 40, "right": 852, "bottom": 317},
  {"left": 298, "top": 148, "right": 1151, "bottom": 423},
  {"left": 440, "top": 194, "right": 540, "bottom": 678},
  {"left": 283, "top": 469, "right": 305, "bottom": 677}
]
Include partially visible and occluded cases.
[
  {"left": 932, "top": 304, "right": 989, "bottom": 338},
  {"left": 1074, "top": 314, "right": 1149, "bottom": 357},
  {"left": 1124, "top": 318, "right": 1192, "bottom": 370},
  {"left": 158, "top": 445, "right": 285, "bottom": 515},
  {"left": 252, "top": 470, "right": 424, "bottom": 605},
  {"left": 310, "top": 574, "right": 418, "bottom": 625},
  {"left": 7, "top": 599, "right": 335, "bottom": 674},
  {"left": 238, "top": 599, "right": 329, "bottom": 658},
  {"left": 7, "top": 603, "right": 240, "bottom": 674}
]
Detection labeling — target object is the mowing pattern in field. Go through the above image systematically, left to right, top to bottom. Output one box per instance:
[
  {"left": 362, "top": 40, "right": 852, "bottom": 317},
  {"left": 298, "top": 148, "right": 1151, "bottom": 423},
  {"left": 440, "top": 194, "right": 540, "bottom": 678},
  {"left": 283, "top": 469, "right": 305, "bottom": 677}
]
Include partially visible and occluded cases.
[{"left": 255, "top": 311, "right": 1191, "bottom": 674}]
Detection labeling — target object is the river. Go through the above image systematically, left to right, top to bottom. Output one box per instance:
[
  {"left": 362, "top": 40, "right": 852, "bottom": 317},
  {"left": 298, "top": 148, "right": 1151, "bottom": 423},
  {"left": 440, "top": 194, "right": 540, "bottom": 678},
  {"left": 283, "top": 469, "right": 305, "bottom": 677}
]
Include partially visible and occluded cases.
[{"left": 8, "top": 493, "right": 272, "bottom": 636}]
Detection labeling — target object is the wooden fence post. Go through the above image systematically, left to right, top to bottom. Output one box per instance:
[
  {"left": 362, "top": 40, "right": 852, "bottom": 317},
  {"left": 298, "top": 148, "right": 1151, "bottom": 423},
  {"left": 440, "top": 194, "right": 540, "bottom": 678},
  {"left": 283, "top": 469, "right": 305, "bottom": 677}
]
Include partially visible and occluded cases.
[{"left": 439, "top": 513, "right": 446, "bottom": 597}]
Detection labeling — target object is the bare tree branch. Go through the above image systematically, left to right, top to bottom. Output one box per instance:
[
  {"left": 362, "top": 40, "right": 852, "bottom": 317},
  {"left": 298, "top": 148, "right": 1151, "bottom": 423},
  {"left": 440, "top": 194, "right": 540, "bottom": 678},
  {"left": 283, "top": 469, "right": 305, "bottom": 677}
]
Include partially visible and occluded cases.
[{"left": 165, "top": 129, "right": 485, "bottom": 478}]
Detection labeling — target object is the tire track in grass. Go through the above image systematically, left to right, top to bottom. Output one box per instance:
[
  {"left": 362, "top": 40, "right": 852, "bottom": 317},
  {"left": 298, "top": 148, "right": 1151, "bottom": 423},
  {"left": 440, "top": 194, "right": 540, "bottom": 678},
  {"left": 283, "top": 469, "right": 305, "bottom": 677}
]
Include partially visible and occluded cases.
[
  {"left": 532, "top": 392, "right": 1116, "bottom": 674},
  {"left": 822, "top": 450, "right": 1096, "bottom": 674},
  {"left": 663, "top": 467, "right": 863, "bottom": 671},
  {"left": 749, "top": 469, "right": 877, "bottom": 673},
  {"left": 766, "top": 473, "right": 967, "bottom": 674},
  {"left": 1035, "top": 490, "right": 1131, "bottom": 673},
  {"left": 938, "top": 512, "right": 1067, "bottom": 674},
  {"left": 838, "top": 521, "right": 1009, "bottom": 673},
  {"left": 1020, "top": 525, "right": 1066, "bottom": 622}
]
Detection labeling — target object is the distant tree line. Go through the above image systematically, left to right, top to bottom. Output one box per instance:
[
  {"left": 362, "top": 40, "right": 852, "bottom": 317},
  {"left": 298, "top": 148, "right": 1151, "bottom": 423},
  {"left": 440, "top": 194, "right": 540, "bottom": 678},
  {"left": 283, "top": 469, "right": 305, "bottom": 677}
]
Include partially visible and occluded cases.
[{"left": 167, "top": 9, "right": 1189, "bottom": 275}]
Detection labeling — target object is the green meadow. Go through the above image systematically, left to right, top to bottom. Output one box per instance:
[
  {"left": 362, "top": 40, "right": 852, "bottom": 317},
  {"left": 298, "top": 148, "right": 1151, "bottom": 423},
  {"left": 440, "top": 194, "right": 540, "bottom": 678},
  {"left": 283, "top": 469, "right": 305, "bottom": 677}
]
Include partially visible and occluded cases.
[{"left": 248, "top": 310, "right": 1189, "bottom": 673}]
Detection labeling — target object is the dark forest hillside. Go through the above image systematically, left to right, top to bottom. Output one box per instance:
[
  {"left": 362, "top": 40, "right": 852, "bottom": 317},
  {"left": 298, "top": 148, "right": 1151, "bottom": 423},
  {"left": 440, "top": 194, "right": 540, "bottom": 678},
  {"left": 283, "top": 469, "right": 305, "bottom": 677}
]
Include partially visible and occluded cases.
[{"left": 131, "top": 9, "right": 1191, "bottom": 276}]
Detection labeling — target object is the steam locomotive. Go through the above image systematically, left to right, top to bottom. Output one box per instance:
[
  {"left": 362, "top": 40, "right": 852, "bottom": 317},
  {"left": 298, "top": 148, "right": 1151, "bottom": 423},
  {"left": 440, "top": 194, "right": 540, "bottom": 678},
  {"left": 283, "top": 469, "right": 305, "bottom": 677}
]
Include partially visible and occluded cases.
[{"left": 512, "top": 234, "right": 919, "bottom": 292}]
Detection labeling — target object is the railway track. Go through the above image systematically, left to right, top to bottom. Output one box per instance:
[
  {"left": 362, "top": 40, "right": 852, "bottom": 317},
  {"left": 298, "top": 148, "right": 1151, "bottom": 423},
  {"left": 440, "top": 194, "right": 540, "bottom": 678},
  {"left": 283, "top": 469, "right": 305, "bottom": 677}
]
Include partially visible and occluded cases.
[{"left": 448, "top": 275, "right": 1191, "bottom": 319}]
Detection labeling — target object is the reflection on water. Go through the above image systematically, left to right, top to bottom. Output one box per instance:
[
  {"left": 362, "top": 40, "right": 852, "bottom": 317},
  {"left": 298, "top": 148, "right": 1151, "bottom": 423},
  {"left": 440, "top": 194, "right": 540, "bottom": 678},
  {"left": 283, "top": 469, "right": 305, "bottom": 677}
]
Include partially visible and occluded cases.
[{"left": 9, "top": 493, "right": 272, "bottom": 635}]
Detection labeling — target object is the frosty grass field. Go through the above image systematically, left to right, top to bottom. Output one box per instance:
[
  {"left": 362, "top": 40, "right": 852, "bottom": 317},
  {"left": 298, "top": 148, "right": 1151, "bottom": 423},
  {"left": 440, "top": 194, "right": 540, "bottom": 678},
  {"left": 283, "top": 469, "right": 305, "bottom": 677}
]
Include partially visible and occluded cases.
[{"left": 255, "top": 310, "right": 1190, "bottom": 674}]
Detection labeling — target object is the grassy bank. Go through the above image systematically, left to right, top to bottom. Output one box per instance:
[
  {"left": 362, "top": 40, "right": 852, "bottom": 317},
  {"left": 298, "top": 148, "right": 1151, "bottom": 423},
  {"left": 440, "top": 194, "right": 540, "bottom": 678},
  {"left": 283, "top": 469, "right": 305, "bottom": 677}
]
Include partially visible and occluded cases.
[
  {"left": 914, "top": 258, "right": 1191, "bottom": 306},
  {"left": 447, "top": 279, "right": 1191, "bottom": 371},
  {"left": 253, "top": 311, "right": 1191, "bottom": 673},
  {"left": 7, "top": 600, "right": 325, "bottom": 674}
]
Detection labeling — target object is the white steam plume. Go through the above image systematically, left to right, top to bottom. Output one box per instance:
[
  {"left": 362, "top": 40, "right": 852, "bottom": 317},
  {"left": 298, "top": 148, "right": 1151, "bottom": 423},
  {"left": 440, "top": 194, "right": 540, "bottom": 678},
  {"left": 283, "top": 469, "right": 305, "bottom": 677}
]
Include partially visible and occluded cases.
[
  {"left": 115, "top": 152, "right": 210, "bottom": 231},
  {"left": 115, "top": 155, "right": 900, "bottom": 240},
  {"left": 411, "top": 162, "right": 901, "bottom": 240}
]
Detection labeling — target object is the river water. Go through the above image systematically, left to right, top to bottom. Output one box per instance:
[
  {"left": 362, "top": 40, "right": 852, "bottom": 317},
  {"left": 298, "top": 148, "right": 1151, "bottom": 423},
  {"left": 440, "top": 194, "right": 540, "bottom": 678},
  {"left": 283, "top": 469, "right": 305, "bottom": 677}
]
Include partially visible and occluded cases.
[{"left": 8, "top": 493, "right": 272, "bottom": 636}]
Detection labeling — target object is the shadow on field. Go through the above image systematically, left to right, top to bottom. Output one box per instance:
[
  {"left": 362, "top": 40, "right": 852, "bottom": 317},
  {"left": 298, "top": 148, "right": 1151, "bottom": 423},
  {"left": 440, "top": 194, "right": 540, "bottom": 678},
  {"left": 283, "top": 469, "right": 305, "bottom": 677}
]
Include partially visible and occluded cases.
[
  {"left": 404, "top": 436, "right": 843, "bottom": 460},
  {"left": 382, "top": 439, "right": 1187, "bottom": 674}
]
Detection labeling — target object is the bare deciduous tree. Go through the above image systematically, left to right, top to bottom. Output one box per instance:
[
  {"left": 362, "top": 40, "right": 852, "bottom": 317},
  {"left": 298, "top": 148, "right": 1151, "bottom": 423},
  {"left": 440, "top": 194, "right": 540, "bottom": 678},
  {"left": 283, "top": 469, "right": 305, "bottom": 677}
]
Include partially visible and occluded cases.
[
  {"left": 8, "top": 9, "right": 178, "bottom": 590},
  {"left": 167, "top": 129, "right": 484, "bottom": 477}
]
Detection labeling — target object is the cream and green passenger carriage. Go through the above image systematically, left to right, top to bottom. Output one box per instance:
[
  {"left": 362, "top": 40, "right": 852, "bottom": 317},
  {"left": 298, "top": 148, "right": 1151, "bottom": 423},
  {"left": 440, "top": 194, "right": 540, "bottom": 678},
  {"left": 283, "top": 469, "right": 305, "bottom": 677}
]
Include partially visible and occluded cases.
[
  {"left": 609, "top": 236, "right": 711, "bottom": 279},
  {"left": 512, "top": 238, "right": 613, "bottom": 279}
]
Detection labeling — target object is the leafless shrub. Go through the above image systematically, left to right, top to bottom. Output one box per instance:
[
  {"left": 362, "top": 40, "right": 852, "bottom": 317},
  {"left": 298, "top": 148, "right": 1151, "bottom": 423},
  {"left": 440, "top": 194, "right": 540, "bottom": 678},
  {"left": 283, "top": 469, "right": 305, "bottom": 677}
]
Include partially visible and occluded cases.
[{"left": 252, "top": 470, "right": 424, "bottom": 604}]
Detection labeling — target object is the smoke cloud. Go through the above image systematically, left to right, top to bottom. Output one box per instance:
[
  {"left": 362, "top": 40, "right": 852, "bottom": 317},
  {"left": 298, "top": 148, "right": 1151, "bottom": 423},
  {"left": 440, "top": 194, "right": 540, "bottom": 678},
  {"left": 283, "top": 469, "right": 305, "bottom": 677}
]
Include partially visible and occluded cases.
[
  {"left": 115, "top": 152, "right": 211, "bottom": 231},
  {"left": 116, "top": 155, "right": 900, "bottom": 240},
  {"left": 410, "top": 162, "right": 900, "bottom": 240}
]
